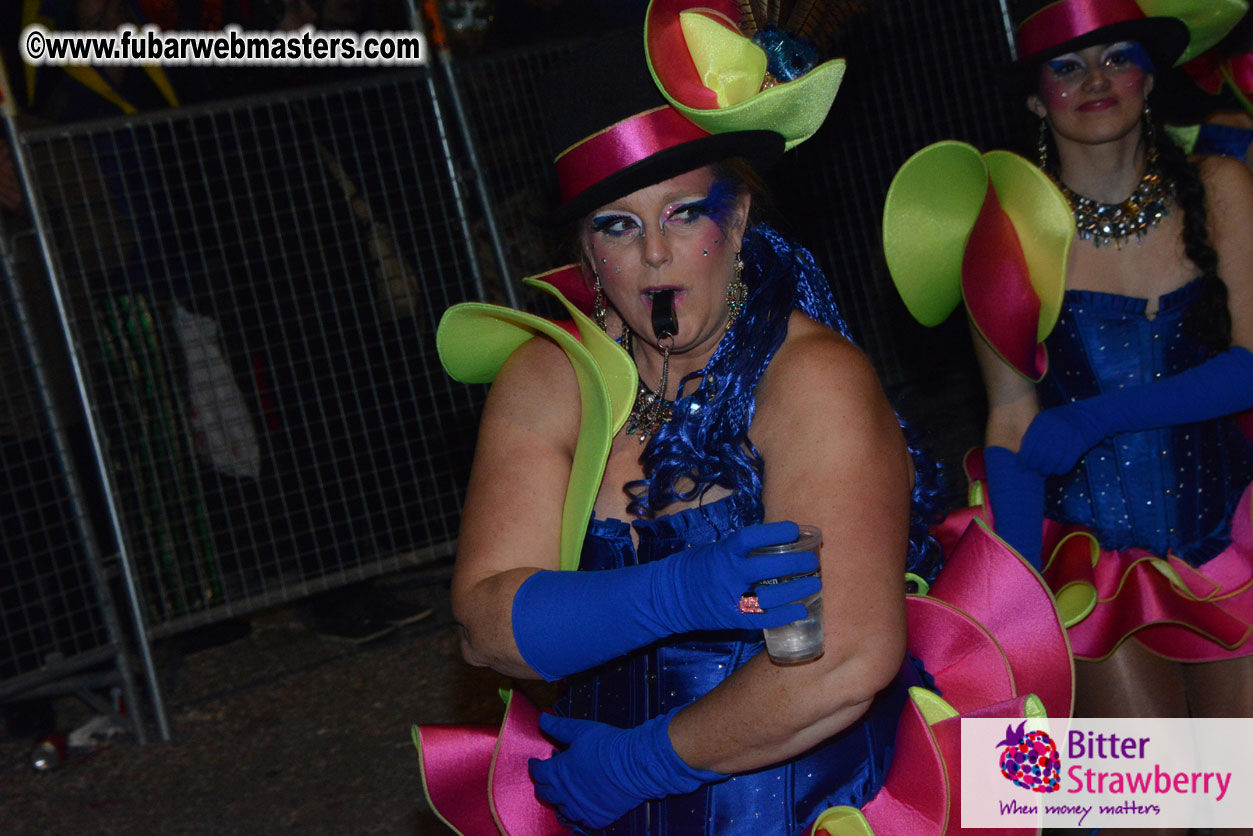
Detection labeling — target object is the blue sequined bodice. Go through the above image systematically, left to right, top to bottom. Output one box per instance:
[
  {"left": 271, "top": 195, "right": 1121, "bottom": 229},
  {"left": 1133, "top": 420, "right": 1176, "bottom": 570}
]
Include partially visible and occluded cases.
[
  {"left": 1195, "top": 122, "right": 1253, "bottom": 162},
  {"left": 1037, "top": 278, "right": 1253, "bottom": 564},
  {"left": 561, "top": 493, "right": 910, "bottom": 836}
]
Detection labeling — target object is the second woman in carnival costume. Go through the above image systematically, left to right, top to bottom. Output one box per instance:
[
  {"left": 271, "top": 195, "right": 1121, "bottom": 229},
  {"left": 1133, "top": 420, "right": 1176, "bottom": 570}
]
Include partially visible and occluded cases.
[
  {"left": 887, "top": 0, "right": 1253, "bottom": 739},
  {"left": 418, "top": 2, "right": 1072, "bottom": 834}
]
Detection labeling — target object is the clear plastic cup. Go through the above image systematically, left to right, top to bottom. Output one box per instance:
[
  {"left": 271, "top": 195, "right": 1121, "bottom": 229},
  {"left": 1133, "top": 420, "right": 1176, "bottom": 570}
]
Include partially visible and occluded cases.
[{"left": 749, "top": 525, "right": 824, "bottom": 664}]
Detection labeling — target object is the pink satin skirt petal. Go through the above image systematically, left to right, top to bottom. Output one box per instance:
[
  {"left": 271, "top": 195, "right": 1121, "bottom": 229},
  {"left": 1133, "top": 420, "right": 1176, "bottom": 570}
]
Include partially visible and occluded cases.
[
  {"left": 953, "top": 450, "right": 1253, "bottom": 664},
  {"left": 1044, "top": 484, "right": 1253, "bottom": 662},
  {"left": 929, "top": 518, "right": 1075, "bottom": 720},
  {"left": 906, "top": 596, "right": 1015, "bottom": 713},
  {"left": 415, "top": 691, "right": 573, "bottom": 836},
  {"left": 490, "top": 692, "right": 570, "bottom": 836},
  {"left": 932, "top": 694, "right": 1042, "bottom": 836},
  {"left": 859, "top": 697, "right": 949, "bottom": 835},
  {"left": 415, "top": 724, "right": 502, "bottom": 836}
]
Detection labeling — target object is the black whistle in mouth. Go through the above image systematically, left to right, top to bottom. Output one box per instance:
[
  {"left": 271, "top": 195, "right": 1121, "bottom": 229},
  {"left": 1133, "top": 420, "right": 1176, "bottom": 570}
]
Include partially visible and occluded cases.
[{"left": 650, "top": 290, "right": 678, "bottom": 341}]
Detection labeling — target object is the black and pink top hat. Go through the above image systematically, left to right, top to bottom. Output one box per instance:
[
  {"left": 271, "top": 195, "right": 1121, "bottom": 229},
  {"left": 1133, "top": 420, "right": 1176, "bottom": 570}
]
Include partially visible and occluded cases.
[
  {"left": 1012, "top": 0, "right": 1247, "bottom": 73},
  {"left": 1013, "top": 0, "right": 1188, "bottom": 69},
  {"left": 540, "top": 1, "right": 848, "bottom": 223},
  {"left": 541, "top": 29, "right": 783, "bottom": 223}
]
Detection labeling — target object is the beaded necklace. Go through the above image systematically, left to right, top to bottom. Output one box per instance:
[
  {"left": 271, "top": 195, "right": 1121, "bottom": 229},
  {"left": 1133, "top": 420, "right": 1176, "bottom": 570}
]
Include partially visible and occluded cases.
[
  {"left": 1050, "top": 154, "right": 1174, "bottom": 248},
  {"left": 624, "top": 382, "right": 675, "bottom": 443}
]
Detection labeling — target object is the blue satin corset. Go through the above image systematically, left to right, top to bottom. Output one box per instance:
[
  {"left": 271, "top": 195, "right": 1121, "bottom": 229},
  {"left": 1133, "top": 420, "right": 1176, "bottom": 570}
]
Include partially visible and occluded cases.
[
  {"left": 1037, "top": 278, "right": 1253, "bottom": 564},
  {"left": 561, "top": 493, "right": 909, "bottom": 836}
]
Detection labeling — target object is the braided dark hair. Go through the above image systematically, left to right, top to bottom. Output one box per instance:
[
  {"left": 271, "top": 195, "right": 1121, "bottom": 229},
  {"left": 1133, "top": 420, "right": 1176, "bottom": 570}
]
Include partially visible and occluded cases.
[{"left": 1154, "top": 123, "right": 1233, "bottom": 353}]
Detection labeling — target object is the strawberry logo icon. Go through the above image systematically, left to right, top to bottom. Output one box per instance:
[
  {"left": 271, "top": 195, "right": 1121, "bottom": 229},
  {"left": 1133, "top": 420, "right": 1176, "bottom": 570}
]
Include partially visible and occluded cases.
[{"left": 996, "top": 721, "right": 1060, "bottom": 793}]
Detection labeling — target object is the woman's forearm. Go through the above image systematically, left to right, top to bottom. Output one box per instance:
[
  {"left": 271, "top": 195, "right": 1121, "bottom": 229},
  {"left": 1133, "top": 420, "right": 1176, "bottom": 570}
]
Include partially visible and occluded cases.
[{"left": 667, "top": 631, "right": 904, "bottom": 775}]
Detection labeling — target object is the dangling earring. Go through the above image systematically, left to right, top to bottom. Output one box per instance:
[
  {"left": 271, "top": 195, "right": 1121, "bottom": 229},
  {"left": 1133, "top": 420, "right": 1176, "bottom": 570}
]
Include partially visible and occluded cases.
[
  {"left": 1142, "top": 101, "right": 1157, "bottom": 156},
  {"left": 1037, "top": 117, "right": 1050, "bottom": 171},
  {"left": 726, "top": 253, "right": 746, "bottom": 326},
  {"left": 594, "top": 270, "right": 633, "bottom": 351},
  {"left": 593, "top": 272, "right": 607, "bottom": 331}
]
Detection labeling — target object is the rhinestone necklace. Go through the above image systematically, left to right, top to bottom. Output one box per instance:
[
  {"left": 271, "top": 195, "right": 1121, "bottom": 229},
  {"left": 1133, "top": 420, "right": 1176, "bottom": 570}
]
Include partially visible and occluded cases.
[
  {"left": 1050, "top": 155, "right": 1173, "bottom": 248},
  {"left": 623, "top": 381, "right": 675, "bottom": 443}
]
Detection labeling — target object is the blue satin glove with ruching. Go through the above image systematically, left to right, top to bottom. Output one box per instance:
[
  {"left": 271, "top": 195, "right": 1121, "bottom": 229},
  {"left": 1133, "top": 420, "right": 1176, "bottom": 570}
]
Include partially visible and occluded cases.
[
  {"left": 1019, "top": 347, "right": 1253, "bottom": 477},
  {"left": 513, "top": 520, "right": 820, "bottom": 680},
  {"left": 529, "top": 708, "right": 725, "bottom": 829}
]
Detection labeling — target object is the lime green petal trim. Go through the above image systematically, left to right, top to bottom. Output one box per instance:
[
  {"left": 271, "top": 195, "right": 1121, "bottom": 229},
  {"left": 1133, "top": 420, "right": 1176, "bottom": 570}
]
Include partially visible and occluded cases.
[
  {"left": 1140, "top": 0, "right": 1250, "bottom": 64},
  {"left": 679, "top": 10, "right": 767, "bottom": 108},
  {"left": 1164, "top": 123, "right": 1202, "bottom": 154},
  {"left": 885, "top": 143, "right": 1070, "bottom": 382},
  {"left": 435, "top": 271, "right": 635, "bottom": 571},
  {"left": 968, "top": 478, "right": 986, "bottom": 508},
  {"left": 1046, "top": 530, "right": 1100, "bottom": 628},
  {"left": 904, "top": 571, "right": 931, "bottom": 597},
  {"left": 908, "top": 686, "right": 959, "bottom": 725},
  {"left": 1022, "top": 692, "right": 1047, "bottom": 720},
  {"left": 809, "top": 805, "right": 875, "bottom": 836}
]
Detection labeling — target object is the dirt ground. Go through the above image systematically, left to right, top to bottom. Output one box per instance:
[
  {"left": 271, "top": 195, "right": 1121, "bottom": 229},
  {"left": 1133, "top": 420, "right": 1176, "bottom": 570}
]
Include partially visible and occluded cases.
[{"left": 0, "top": 576, "right": 545, "bottom": 836}]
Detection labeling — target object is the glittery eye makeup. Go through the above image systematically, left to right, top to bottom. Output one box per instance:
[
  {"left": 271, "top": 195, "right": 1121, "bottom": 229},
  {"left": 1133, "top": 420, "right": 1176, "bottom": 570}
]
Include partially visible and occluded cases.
[
  {"left": 1102, "top": 41, "right": 1152, "bottom": 73},
  {"left": 1043, "top": 42, "right": 1151, "bottom": 86},
  {"left": 1046, "top": 53, "right": 1085, "bottom": 79},
  {"left": 659, "top": 178, "right": 740, "bottom": 232},
  {"left": 659, "top": 195, "right": 711, "bottom": 229},
  {"left": 590, "top": 211, "right": 644, "bottom": 238}
]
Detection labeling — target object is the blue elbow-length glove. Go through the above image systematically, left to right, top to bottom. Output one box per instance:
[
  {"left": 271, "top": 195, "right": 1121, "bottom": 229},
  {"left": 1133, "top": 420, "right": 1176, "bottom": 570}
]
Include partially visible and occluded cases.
[
  {"left": 1019, "top": 347, "right": 1253, "bottom": 477},
  {"left": 983, "top": 445, "right": 1045, "bottom": 571},
  {"left": 512, "top": 520, "right": 821, "bottom": 681},
  {"left": 529, "top": 708, "right": 725, "bottom": 828}
]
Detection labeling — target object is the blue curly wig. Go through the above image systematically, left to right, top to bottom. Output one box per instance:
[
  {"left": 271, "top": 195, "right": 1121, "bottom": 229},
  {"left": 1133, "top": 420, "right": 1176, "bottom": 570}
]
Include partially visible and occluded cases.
[{"left": 625, "top": 223, "right": 945, "bottom": 583}]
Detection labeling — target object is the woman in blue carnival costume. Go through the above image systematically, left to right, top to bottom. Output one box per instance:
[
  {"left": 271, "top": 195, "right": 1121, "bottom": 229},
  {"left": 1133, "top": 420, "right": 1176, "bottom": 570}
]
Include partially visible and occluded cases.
[
  {"left": 896, "top": 0, "right": 1253, "bottom": 735},
  {"left": 416, "top": 3, "right": 1073, "bottom": 834},
  {"left": 451, "top": 31, "right": 922, "bottom": 836}
]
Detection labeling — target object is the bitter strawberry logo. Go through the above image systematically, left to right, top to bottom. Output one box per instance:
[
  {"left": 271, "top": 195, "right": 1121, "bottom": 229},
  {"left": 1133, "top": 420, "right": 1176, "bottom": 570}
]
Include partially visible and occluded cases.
[{"left": 996, "top": 721, "right": 1061, "bottom": 793}]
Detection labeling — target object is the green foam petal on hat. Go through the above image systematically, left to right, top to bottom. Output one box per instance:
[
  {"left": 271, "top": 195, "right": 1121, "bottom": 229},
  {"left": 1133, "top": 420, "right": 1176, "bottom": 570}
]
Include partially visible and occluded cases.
[
  {"left": 643, "top": 0, "right": 844, "bottom": 150},
  {"left": 1138, "top": 0, "right": 1249, "bottom": 64},
  {"left": 679, "top": 10, "right": 768, "bottom": 108},
  {"left": 666, "top": 58, "right": 845, "bottom": 151},
  {"left": 882, "top": 141, "right": 990, "bottom": 327},
  {"left": 983, "top": 150, "right": 1072, "bottom": 341},
  {"left": 435, "top": 271, "right": 636, "bottom": 571}
]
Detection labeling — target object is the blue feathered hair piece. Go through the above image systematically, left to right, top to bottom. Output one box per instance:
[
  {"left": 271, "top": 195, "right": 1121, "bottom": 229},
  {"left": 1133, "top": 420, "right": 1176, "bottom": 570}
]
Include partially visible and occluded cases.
[{"left": 626, "top": 223, "right": 945, "bottom": 582}]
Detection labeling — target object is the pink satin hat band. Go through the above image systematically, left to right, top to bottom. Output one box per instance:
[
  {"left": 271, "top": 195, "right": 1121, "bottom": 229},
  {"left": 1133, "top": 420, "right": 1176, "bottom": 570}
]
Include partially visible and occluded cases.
[
  {"left": 1017, "top": 0, "right": 1148, "bottom": 60},
  {"left": 554, "top": 106, "right": 710, "bottom": 206}
]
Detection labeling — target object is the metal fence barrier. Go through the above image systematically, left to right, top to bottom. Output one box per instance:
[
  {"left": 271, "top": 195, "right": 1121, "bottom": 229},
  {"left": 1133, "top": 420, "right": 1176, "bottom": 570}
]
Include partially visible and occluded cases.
[
  {"left": 1, "top": 0, "right": 1020, "bottom": 742},
  {"left": 5, "top": 67, "right": 487, "bottom": 739},
  {"left": 0, "top": 215, "right": 150, "bottom": 743}
]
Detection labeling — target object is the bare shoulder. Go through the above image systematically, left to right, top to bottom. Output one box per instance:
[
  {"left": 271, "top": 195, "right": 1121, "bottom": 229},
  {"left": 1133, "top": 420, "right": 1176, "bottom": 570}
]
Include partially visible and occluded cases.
[
  {"left": 1199, "top": 155, "right": 1253, "bottom": 224},
  {"left": 754, "top": 311, "right": 897, "bottom": 441},
  {"left": 758, "top": 311, "right": 886, "bottom": 405},
  {"left": 456, "top": 331, "right": 580, "bottom": 577},
  {"left": 479, "top": 333, "right": 580, "bottom": 455}
]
